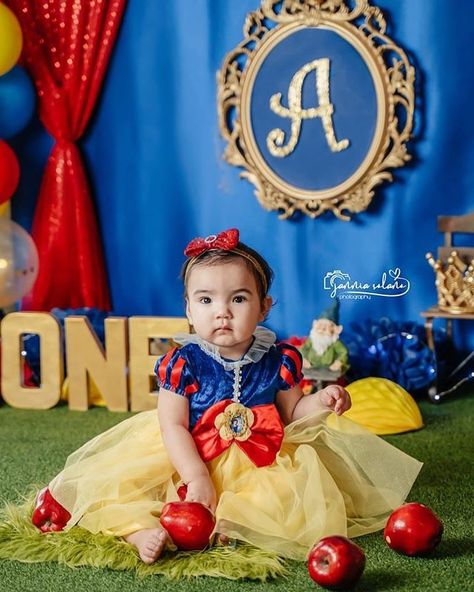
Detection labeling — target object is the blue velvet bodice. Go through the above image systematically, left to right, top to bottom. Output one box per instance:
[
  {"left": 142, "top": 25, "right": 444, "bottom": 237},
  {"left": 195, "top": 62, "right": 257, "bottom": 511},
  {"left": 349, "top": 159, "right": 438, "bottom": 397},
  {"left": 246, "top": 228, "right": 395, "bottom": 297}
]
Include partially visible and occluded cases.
[{"left": 155, "top": 329, "right": 302, "bottom": 430}]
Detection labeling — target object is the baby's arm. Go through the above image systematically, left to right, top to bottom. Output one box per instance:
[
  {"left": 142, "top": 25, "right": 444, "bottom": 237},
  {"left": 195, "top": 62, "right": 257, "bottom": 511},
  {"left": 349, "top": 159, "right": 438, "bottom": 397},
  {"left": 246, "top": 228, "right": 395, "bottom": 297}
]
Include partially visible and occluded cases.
[
  {"left": 276, "top": 384, "right": 351, "bottom": 424},
  {"left": 158, "top": 388, "right": 216, "bottom": 511}
]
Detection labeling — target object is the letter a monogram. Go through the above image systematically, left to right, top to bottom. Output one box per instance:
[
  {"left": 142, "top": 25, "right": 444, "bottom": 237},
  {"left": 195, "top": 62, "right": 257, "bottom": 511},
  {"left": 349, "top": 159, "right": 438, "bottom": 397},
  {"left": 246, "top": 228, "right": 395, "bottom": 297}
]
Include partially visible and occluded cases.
[{"left": 267, "top": 58, "right": 350, "bottom": 158}]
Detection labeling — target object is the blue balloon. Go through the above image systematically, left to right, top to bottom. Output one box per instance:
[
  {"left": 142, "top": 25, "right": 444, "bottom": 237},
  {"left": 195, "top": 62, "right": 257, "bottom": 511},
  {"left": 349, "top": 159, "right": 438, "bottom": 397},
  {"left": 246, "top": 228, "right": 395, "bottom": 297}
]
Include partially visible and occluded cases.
[
  {"left": 0, "top": 65, "right": 36, "bottom": 138},
  {"left": 344, "top": 317, "right": 443, "bottom": 393}
]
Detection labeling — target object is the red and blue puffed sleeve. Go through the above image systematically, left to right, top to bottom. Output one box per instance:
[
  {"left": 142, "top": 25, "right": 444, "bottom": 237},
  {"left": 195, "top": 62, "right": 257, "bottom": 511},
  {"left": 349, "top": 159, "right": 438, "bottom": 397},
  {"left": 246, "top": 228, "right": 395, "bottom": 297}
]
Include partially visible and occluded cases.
[
  {"left": 276, "top": 343, "right": 304, "bottom": 390},
  {"left": 154, "top": 347, "right": 199, "bottom": 396}
]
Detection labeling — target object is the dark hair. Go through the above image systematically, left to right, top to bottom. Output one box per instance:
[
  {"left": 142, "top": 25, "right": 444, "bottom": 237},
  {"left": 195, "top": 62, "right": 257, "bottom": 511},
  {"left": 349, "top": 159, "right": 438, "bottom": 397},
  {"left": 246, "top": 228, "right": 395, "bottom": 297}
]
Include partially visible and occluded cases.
[{"left": 181, "top": 242, "right": 274, "bottom": 300}]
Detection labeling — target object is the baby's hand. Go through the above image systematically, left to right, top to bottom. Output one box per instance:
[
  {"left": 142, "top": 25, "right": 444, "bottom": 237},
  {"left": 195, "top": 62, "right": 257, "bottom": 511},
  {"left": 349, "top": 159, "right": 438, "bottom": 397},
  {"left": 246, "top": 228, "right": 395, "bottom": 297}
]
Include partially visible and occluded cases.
[
  {"left": 318, "top": 384, "right": 351, "bottom": 416},
  {"left": 185, "top": 475, "right": 217, "bottom": 513}
]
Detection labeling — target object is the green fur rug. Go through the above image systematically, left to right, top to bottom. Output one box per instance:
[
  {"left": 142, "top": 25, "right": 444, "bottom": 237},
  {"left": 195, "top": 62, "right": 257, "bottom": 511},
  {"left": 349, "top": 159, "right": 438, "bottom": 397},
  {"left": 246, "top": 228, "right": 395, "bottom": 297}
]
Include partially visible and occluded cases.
[{"left": 0, "top": 496, "right": 288, "bottom": 580}]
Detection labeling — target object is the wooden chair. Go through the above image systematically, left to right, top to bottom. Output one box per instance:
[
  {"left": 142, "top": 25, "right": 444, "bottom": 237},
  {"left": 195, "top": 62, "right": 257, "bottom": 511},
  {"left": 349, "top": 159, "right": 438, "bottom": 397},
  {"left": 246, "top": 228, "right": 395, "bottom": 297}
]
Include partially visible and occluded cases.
[
  {"left": 421, "top": 212, "right": 474, "bottom": 349},
  {"left": 437, "top": 212, "right": 474, "bottom": 262},
  {"left": 421, "top": 213, "right": 474, "bottom": 400}
]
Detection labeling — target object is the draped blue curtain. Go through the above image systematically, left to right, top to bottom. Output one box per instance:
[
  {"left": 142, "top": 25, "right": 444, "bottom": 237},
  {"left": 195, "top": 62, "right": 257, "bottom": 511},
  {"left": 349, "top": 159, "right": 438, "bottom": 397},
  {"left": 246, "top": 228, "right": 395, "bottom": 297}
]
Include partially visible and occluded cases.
[{"left": 11, "top": 0, "right": 474, "bottom": 351}]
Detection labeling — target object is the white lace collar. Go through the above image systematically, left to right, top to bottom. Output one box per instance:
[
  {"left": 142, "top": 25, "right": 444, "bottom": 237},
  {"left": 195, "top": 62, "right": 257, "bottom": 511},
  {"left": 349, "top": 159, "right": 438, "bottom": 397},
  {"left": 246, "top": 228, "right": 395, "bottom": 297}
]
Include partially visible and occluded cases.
[{"left": 172, "top": 326, "right": 276, "bottom": 370}]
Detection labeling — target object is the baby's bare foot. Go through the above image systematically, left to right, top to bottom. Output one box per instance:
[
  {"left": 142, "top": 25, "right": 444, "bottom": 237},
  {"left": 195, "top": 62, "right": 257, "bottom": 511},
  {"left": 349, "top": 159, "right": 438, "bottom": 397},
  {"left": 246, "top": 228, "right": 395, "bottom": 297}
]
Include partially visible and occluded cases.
[{"left": 125, "top": 528, "right": 170, "bottom": 564}]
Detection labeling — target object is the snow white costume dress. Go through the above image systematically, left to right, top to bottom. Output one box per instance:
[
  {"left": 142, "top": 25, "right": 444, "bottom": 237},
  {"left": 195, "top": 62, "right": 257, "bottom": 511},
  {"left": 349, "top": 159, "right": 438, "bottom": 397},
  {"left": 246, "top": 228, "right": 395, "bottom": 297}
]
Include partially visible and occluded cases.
[{"left": 48, "top": 327, "right": 422, "bottom": 560}]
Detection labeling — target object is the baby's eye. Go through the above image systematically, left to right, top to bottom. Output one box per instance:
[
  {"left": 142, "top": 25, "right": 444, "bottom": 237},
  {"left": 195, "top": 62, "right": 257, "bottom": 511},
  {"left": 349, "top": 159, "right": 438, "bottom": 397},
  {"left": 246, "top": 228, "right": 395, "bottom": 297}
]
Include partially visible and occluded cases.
[
  {"left": 233, "top": 295, "right": 247, "bottom": 303},
  {"left": 199, "top": 296, "right": 212, "bottom": 304}
]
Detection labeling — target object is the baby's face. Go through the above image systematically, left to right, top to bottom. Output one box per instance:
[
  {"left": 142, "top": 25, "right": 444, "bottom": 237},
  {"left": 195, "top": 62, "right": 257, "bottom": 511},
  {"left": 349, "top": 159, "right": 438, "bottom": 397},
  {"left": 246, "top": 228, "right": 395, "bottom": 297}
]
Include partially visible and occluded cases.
[{"left": 185, "top": 259, "right": 270, "bottom": 360}]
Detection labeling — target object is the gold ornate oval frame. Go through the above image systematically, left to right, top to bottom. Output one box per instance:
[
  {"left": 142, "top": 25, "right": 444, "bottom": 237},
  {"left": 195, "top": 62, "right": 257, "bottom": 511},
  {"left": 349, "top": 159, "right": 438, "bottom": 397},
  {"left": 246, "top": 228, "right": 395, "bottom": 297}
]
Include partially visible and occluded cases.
[{"left": 217, "top": 0, "right": 415, "bottom": 220}]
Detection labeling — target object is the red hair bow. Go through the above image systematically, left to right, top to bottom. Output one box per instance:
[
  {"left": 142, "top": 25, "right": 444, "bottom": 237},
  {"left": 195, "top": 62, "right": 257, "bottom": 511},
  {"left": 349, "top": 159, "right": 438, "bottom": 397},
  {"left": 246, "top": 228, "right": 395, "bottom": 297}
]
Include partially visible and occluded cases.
[{"left": 184, "top": 228, "right": 240, "bottom": 257}]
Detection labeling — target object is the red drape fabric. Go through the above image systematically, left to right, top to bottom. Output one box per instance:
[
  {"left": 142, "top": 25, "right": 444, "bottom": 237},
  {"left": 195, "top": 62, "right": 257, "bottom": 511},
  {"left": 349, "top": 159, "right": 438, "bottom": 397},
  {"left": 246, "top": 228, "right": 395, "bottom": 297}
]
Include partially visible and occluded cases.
[{"left": 7, "top": 0, "right": 127, "bottom": 310}]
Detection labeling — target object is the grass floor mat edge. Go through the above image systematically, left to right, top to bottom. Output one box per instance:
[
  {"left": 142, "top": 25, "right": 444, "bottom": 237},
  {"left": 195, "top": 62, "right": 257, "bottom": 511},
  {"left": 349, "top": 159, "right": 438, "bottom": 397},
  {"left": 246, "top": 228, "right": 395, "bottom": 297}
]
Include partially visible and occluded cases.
[{"left": 0, "top": 498, "right": 288, "bottom": 581}]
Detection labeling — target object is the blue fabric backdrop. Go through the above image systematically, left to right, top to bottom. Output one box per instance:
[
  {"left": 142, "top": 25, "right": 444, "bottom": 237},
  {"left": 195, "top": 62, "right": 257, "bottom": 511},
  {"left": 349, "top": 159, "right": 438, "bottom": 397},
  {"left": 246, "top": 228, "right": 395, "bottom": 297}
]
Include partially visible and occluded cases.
[{"left": 11, "top": 0, "right": 474, "bottom": 351}]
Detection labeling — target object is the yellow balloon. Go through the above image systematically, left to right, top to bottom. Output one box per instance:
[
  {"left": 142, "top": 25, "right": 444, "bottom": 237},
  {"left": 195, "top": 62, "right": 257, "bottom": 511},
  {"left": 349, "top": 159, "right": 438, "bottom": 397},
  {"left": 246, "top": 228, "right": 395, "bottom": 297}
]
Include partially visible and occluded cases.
[
  {"left": 0, "top": 3, "right": 23, "bottom": 77},
  {"left": 0, "top": 201, "right": 9, "bottom": 217},
  {"left": 343, "top": 377, "right": 424, "bottom": 435}
]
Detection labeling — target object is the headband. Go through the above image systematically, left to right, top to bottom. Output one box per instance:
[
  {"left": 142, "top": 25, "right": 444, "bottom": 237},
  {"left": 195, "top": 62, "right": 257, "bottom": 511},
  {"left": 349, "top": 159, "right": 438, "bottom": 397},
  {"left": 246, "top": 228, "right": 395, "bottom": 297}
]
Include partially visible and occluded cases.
[{"left": 183, "top": 228, "right": 268, "bottom": 294}]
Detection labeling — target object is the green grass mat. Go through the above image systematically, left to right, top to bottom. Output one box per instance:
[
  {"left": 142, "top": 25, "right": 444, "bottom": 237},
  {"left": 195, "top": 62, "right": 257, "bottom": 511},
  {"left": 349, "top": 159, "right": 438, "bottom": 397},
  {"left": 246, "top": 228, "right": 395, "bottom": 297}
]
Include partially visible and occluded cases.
[
  {"left": 1, "top": 390, "right": 473, "bottom": 591},
  {"left": 0, "top": 496, "right": 286, "bottom": 580}
]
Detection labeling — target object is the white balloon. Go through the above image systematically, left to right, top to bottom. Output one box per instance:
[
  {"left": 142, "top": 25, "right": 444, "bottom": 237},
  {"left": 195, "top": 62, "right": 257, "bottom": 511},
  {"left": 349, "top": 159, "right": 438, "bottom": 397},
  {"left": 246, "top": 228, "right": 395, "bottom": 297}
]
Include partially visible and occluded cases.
[{"left": 0, "top": 218, "right": 39, "bottom": 308}]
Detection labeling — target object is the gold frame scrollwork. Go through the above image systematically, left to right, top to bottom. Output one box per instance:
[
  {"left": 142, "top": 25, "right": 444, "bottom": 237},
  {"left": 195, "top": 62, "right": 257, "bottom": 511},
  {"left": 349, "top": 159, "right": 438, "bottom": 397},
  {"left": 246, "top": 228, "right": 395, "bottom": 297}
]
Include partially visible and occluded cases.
[{"left": 217, "top": 0, "right": 415, "bottom": 220}]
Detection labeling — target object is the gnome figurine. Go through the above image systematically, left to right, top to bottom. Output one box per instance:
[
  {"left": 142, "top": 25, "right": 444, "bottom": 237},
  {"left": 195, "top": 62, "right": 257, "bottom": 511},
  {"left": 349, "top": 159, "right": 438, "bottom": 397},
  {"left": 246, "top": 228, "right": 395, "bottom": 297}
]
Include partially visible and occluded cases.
[{"left": 300, "top": 300, "right": 349, "bottom": 374}]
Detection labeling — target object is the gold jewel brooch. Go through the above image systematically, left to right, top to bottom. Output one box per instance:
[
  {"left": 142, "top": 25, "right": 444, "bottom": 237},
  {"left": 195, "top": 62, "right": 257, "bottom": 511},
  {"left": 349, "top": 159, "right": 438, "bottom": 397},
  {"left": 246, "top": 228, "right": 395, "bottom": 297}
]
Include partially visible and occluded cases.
[{"left": 214, "top": 402, "right": 255, "bottom": 442}]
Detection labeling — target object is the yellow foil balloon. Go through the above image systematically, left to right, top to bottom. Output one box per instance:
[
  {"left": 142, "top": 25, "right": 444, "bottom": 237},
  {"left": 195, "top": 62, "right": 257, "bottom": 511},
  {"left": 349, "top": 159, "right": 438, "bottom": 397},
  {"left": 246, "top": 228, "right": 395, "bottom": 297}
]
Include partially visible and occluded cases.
[
  {"left": 0, "top": 3, "right": 23, "bottom": 76},
  {"left": 344, "top": 377, "right": 424, "bottom": 435}
]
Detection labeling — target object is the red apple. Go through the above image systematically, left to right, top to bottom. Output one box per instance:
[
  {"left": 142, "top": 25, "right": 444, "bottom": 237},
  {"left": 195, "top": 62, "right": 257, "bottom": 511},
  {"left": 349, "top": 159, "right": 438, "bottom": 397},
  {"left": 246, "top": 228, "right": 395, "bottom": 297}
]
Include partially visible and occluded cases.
[
  {"left": 177, "top": 483, "right": 188, "bottom": 501},
  {"left": 31, "top": 487, "right": 71, "bottom": 533},
  {"left": 159, "top": 501, "right": 215, "bottom": 551},
  {"left": 384, "top": 502, "right": 443, "bottom": 556},
  {"left": 308, "top": 536, "right": 365, "bottom": 590}
]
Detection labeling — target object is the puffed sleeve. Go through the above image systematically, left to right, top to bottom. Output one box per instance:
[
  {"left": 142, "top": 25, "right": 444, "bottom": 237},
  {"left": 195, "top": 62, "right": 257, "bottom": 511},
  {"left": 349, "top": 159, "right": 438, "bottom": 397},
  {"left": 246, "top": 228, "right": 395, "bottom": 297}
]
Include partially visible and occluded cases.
[
  {"left": 276, "top": 343, "right": 304, "bottom": 390},
  {"left": 154, "top": 347, "right": 199, "bottom": 396}
]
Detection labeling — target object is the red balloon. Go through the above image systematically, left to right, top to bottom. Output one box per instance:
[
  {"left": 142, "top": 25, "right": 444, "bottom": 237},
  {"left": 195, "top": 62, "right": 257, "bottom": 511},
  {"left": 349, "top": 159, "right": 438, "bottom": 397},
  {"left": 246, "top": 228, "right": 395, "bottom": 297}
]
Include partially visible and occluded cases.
[{"left": 0, "top": 140, "right": 20, "bottom": 204}]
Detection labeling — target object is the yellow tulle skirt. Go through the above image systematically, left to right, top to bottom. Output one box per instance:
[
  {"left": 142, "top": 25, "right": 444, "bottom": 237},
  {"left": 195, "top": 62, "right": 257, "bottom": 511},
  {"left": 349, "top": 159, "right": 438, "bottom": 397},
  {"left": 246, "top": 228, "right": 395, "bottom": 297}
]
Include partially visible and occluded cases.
[{"left": 49, "top": 409, "right": 422, "bottom": 560}]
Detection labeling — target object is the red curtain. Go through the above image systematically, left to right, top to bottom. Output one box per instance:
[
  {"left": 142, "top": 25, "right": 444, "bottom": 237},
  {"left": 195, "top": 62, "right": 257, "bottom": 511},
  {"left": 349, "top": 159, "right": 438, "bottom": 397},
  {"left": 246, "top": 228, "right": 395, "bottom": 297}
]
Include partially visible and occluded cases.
[{"left": 7, "top": 0, "right": 127, "bottom": 310}]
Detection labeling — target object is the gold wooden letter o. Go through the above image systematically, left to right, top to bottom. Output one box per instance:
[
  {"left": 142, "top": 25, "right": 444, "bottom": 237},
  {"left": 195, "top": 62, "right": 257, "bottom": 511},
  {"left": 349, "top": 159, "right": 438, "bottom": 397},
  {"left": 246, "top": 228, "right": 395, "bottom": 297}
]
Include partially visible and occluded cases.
[{"left": 0, "top": 312, "right": 63, "bottom": 409}]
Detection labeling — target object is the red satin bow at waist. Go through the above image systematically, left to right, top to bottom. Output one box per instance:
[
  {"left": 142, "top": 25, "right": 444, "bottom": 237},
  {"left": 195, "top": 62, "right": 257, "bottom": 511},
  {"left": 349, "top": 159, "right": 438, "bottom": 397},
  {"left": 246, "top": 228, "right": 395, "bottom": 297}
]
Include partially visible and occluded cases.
[{"left": 191, "top": 400, "right": 284, "bottom": 468}]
